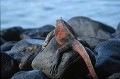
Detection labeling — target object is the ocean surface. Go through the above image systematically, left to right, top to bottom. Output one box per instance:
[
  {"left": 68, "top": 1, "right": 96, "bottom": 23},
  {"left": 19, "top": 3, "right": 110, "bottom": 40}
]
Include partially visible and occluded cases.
[{"left": 1, "top": 0, "right": 120, "bottom": 29}]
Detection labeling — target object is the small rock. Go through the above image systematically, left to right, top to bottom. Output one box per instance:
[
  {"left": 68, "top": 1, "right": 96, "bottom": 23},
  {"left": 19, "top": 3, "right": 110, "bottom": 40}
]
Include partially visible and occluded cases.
[
  {"left": 20, "top": 25, "right": 55, "bottom": 39},
  {"left": 1, "top": 26, "right": 24, "bottom": 41},
  {"left": 5, "top": 39, "right": 44, "bottom": 57},
  {"left": 94, "top": 39, "right": 120, "bottom": 79},
  {"left": 1, "top": 41, "right": 17, "bottom": 52},
  {"left": 17, "top": 45, "right": 42, "bottom": 70},
  {"left": 1, "top": 53, "right": 19, "bottom": 79},
  {"left": 11, "top": 70, "right": 48, "bottom": 79}
]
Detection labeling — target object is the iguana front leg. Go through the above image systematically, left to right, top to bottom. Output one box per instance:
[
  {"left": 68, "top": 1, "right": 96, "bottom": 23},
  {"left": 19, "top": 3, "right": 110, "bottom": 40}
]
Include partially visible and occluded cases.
[
  {"left": 42, "top": 30, "right": 55, "bottom": 49},
  {"left": 50, "top": 43, "right": 71, "bottom": 75}
]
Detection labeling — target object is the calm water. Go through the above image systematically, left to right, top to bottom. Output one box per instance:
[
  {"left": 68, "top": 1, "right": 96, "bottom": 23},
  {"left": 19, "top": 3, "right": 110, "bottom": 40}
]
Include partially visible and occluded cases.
[{"left": 1, "top": 0, "right": 120, "bottom": 29}]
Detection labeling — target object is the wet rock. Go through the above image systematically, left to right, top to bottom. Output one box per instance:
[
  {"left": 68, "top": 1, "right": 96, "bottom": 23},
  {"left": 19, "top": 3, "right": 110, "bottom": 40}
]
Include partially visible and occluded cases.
[
  {"left": 67, "top": 16, "right": 115, "bottom": 38},
  {"left": 20, "top": 25, "right": 55, "bottom": 39},
  {"left": 1, "top": 26, "right": 24, "bottom": 41},
  {"left": 0, "top": 37, "right": 6, "bottom": 45},
  {"left": 32, "top": 37, "right": 95, "bottom": 79},
  {"left": 94, "top": 39, "right": 120, "bottom": 79},
  {"left": 1, "top": 41, "right": 17, "bottom": 52},
  {"left": 16, "top": 45, "right": 42, "bottom": 70},
  {"left": 1, "top": 53, "right": 19, "bottom": 79},
  {"left": 11, "top": 70, "right": 48, "bottom": 79},
  {"left": 107, "top": 73, "right": 120, "bottom": 79}
]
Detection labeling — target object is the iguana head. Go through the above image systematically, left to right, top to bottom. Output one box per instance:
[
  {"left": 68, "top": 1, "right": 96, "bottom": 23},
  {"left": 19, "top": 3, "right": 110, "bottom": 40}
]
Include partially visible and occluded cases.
[{"left": 55, "top": 18, "right": 74, "bottom": 45}]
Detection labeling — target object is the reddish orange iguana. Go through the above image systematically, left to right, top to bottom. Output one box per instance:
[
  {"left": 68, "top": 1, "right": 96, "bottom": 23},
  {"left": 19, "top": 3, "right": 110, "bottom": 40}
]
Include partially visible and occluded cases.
[{"left": 54, "top": 18, "right": 98, "bottom": 79}]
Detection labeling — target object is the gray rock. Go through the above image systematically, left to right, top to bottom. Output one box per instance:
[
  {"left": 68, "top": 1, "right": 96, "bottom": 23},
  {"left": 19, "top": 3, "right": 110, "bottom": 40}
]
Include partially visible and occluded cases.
[
  {"left": 67, "top": 16, "right": 115, "bottom": 37},
  {"left": 67, "top": 16, "right": 115, "bottom": 49},
  {"left": 20, "top": 25, "right": 55, "bottom": 39},
  {"left": 1, "top": 26, "right": 24, "bottom": 41},
  {"left": 96, "top": 30, "right": 112, "bottom": 39},
  {"left": 32, "top": 37, "right": 95, "bottom": 79},
  {"left": 77, "top": 37, "right": 106, "bottom": 49},
  {"left": 2, "top": 39, "right": 43, "bottom": 71},
  {"left": 5, "top": 39, "right": 43, "bottom": 57},
  {"left": 12, "top": 39, "right": 43, "bottom": 51},
  {"left": 94, "top": 39, "right": 120, "bottom": 79},
  {"left": 1, "top": 41, "right": 17, "bottom": 52},
  {"left": 17, "top": 45, "right": 42, "bottom": 70},
  {"left": 1, "top": 53, "right": 19, "bottom": 79},
  {"left": 11, "top": 70, "right": 48, "bottom": 79}
]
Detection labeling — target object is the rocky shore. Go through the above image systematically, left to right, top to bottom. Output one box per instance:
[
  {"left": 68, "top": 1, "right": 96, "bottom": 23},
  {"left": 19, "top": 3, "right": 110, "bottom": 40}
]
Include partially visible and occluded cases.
[{"left": 1, "top": 16, "right": 120, "bottom": 79}]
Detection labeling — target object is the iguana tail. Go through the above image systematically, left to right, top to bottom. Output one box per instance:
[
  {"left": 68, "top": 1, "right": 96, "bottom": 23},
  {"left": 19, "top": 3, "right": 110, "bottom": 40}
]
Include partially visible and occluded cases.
[{"left": 72, "top": 39, "right": 98, "bottom": 79}]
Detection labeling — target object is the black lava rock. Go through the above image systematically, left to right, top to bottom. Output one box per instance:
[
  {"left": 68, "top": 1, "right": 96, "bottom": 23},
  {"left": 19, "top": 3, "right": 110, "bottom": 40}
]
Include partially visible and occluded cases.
[
  {"left": 67, "top": 16, "right": 115, "bottom": 37},
  {"left": 67, "top": 16, "right": 115, "bottom": 49},
  {"left": 20, "top": 25, "right": 55, "bottom": 39},
  {"left": 1, "top": 26, "right": 24, "bottom": 41},
  {"left": 32, "top": 37, "right": 96, "bottom": 79},
  {"left": 77, "top": 37, "right": 106, "bottom": 49},
  {"left": 5, "top": 39, "right": 44, "bottom": 57},
  {"left": 94, "top": 39, "right": 120, "bottom": 79},
  {"left": 1, "top": 41, "right": 17, "bottom": 52},
  {"left": 17, "top": 45, "right": 42, "bottom": 70},
  {"left": 1, "top": 53, "right": 19, "bottom": 79},
  {"left": 11, "top": 70, "right": 48, "bottom": 79}
]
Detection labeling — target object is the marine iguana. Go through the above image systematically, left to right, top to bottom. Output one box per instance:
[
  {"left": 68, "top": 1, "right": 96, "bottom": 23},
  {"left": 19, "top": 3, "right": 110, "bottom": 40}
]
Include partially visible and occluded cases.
[
  {"left": 42, "top": 18, "right": 98, "bottom": 79},
  {"left": 54, "top": 18, "right": 98, "bottom": 79}
]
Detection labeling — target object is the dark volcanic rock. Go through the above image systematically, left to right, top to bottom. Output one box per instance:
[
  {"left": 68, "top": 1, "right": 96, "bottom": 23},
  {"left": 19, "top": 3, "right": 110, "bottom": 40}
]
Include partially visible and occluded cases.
[
  {"left": 67, "top": 16, "right": 115, "bottom": 37},
  {"left": 67, "top": 16, "right": 115, "bottom": 49},
  {"left": 20, "top": 25, "right": 55, "bottom": 39},
  {"left": 1, "top": 26, "right": 24, "bottom": 41},
  {"left": 96, "top": 30, "right": 112, "bottom": 39},
  {"left": 32, "top": 37, "right": 95, "bottom": 79},
  {"left": 77, "top": 37, "right": 106, "bottom": 49},
  {"left": 5, "top": 39, "right": 43, "bottom": 57},
  {"left": 6, "top": 39, "right": 43, "bottom": 70},
  {"left": 11, "top": 39, "right": 43, "bottom": 52},
  {"left": 94, "top": 39, "right": 120, "bottom": 79},
  {"left": 1, "top": 41, "right": 17, "bottom": 52},
  {"left": 17, "top": 45, "right": 42, "bottom": 70},
  {"left": 1, "top": 53, "right": 19, "bottom": 79},
  {"left": 11, "top": 70, "right": 48, "bottom": 79},
  {"left": 107, "top": 73, "right": 120, "bottom": 79}
]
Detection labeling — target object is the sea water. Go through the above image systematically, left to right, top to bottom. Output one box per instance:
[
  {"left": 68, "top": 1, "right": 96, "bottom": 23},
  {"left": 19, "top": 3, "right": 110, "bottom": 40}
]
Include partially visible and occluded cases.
[{"left": 1, "top": 0, "right": 120, "bottom": 29}]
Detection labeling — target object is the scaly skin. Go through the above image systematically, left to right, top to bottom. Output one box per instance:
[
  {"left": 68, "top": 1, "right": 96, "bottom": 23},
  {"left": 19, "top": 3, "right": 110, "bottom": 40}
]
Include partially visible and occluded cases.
[
  {"left": 55, "top": 18, "right": 98, "bottom": 79},
  {"left": 42, "top": 30, "right": 55, "bottom": 49}
]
